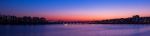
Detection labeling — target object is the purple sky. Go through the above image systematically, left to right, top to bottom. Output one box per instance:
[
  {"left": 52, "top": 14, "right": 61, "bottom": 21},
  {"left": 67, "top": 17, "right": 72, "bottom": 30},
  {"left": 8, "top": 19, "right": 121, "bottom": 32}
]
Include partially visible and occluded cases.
[{"left": 0, "top": 0, "right": 150, "bottom": 21}]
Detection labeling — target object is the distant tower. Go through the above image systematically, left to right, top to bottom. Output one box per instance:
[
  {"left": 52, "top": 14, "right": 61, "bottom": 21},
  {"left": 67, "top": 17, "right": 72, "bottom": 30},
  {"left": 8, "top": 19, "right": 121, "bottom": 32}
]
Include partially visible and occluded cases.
[{"left": 0, "top": 12, "right": 1, "bottom": 16}]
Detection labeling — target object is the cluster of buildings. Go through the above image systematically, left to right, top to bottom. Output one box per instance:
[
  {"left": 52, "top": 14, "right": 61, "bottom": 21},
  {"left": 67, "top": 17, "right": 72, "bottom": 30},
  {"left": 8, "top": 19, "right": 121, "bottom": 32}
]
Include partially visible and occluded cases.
[
  {"left": 0, "top": 14, "right": 89, "bottom": 24},
  {"left": 1, "top": 14, "right": 150, "bottom": 24},
  {"left": 0, "top": 15, "right": 48, "bottom": 24},
  {"left": 95, "top": 15, "right": 150, "bottom": 24}
]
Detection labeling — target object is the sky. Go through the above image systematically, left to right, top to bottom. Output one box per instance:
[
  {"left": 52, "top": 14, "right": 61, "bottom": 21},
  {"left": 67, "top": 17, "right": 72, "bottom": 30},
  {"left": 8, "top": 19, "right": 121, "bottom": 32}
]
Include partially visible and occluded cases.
[{"left": 0, "top": 0, "right": 150, "bottom": 21}]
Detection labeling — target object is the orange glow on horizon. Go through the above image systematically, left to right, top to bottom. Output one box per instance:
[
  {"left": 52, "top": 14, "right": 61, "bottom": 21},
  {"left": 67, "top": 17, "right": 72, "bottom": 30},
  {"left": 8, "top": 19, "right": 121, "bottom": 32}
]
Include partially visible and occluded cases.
[
  {"left": 45, "top": 15, "right": 134, "bottom": 21},
  {"left": 46, "top": 16, "right": 102, "bottom": 21}
]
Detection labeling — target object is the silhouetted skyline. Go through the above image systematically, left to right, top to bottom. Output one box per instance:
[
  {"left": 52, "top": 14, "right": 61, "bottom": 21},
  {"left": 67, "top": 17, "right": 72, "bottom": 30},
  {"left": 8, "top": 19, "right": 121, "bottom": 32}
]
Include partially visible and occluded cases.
[{"left": 1, "top": 14, "right": 150, "bottom": 24}]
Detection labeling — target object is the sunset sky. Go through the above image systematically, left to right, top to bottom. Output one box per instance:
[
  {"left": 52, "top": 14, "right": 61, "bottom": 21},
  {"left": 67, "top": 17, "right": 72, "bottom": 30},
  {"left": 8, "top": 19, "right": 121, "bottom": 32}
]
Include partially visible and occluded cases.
[{"left": 0, "top": 0, "right": 150, "bottom": 21}]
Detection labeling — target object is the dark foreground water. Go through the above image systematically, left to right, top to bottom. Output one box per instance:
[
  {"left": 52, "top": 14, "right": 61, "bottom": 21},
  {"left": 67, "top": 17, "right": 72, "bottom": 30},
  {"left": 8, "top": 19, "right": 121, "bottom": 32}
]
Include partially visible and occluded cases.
[{"left": 0, "top": 24, "right": 150, "bottom": 36}]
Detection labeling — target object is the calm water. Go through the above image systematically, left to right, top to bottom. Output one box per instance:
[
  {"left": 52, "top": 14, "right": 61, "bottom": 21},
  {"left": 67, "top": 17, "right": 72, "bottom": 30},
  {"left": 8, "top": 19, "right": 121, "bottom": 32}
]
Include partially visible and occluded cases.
[{"left": 0, "top": 24, "right": 150, "bottom": 36}]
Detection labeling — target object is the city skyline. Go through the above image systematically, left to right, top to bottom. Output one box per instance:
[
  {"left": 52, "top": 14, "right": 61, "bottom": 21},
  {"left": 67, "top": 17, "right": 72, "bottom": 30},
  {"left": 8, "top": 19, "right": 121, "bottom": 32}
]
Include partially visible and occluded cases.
[{"left": 0, "top": 0, "right": 150, "bottom": 21}]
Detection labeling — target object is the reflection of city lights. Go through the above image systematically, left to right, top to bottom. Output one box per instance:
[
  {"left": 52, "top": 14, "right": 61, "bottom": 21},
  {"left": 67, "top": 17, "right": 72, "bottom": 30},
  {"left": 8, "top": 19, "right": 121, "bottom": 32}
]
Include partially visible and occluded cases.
[{"left": 64, "top": 24, "right": 68, "bottom": 26}]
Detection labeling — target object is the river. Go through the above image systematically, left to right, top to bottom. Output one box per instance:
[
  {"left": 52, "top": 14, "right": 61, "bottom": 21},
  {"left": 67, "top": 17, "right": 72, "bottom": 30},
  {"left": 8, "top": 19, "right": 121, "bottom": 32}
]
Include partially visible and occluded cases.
[{"left": 0, "top": 24, "right": 150, "bottom": 36}]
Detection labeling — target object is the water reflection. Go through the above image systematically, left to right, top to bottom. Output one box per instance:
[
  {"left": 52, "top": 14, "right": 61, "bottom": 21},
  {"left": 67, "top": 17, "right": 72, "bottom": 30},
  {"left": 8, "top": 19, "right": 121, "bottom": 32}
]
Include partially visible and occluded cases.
[{"left": 0, "top": 24, "right": 150, "bottom": 36}]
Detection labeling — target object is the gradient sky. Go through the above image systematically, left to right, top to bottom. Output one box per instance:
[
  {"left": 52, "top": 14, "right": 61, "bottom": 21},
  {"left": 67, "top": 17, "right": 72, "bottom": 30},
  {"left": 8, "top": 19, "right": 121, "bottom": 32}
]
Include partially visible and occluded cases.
[{"left": 0, "top": 0, "right": 150, "bottom": 21}]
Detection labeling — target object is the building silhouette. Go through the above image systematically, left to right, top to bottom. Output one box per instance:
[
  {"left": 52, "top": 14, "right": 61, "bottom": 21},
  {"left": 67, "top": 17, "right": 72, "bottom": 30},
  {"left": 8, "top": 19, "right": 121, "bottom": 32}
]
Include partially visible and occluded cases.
[
  {"left": 1, "top": 14, "right": 150, "bottom": 24},
  {"left": 0, "top": 15, "right": 49, "bottom": 25},
  {"left": 95, "top": 15, "right": 150, "bottom": 24}
]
